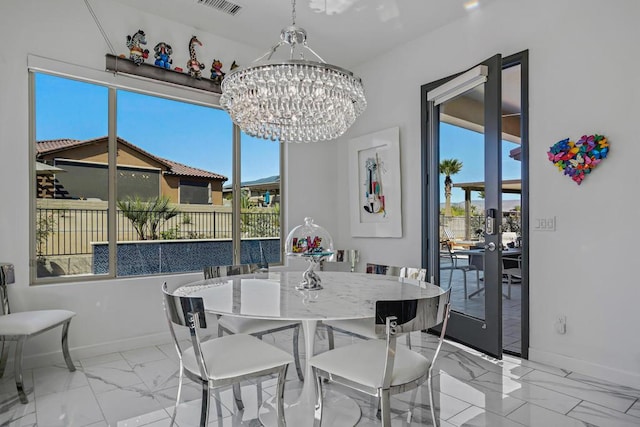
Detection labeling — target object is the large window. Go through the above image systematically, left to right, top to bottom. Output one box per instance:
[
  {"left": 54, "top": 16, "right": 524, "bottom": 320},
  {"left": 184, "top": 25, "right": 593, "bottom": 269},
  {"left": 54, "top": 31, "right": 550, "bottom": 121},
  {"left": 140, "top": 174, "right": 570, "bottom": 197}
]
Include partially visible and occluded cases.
[{"left": 32, "top": 72, "right": 282, "bottom": 282}]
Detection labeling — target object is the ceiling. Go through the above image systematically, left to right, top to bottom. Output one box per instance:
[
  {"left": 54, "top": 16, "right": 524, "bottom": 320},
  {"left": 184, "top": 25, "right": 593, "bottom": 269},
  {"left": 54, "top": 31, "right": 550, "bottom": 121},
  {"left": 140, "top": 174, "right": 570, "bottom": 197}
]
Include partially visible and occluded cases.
[{"left": 110, "top": 0, "right": 499, "bottom": 68}]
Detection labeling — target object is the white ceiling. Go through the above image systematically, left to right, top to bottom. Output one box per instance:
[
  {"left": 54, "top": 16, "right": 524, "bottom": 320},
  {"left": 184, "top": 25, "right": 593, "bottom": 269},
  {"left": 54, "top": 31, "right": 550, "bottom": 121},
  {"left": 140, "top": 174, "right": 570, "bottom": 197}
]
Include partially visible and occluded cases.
[{"left": 111, "top": 0, "right": 499, "bottom": 68}]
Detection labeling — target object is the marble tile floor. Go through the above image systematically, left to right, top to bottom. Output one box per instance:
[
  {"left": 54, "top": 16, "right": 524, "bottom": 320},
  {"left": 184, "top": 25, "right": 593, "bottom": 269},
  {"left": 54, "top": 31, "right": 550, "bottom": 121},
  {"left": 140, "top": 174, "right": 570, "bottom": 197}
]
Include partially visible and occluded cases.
[{"left": 1, "top": 328, "right": 639, "bottom": 427}]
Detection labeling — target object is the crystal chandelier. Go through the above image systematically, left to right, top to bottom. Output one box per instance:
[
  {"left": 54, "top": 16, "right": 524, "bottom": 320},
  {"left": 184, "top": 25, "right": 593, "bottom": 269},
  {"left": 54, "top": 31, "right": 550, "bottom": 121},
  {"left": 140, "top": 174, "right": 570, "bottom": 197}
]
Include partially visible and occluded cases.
[{"left": 220, "top": 0, "right": 366, "bottom": 143}]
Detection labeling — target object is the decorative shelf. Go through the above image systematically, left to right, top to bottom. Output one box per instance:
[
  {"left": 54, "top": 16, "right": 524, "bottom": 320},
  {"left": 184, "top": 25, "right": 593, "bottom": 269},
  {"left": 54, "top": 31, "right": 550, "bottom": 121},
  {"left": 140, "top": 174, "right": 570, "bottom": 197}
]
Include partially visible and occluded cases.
[{"left": 105, "top": 54, "right": 221, "bottom": 94}]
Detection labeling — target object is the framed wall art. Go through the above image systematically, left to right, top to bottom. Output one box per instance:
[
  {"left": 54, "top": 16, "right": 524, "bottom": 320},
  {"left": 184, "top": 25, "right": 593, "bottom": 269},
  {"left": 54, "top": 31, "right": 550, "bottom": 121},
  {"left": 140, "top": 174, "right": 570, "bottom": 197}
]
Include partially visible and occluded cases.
[{"left": 348, "top": 127, "right": 402, "bottom": 237}]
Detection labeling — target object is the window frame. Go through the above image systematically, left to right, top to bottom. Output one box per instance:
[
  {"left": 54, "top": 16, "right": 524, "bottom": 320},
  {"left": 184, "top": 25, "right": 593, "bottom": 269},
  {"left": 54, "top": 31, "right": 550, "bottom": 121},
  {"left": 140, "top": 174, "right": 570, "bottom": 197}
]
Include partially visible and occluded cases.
[{"left": 28, "top": 57, "right": 283, "bottom": 285}]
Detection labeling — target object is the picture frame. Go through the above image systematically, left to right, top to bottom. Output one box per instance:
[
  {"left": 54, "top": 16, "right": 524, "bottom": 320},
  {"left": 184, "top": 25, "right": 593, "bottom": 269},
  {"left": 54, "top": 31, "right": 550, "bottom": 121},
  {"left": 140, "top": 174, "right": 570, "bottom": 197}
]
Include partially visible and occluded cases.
[{"left": 348, "top": 127, "right": 402, "bottom": 237}]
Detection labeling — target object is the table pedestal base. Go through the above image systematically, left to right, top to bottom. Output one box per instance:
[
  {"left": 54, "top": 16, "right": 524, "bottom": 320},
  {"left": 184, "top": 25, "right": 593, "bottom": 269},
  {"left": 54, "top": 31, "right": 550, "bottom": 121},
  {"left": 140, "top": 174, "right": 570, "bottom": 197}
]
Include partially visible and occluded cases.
[{"left": 258, "top": 383, "right": 361, "bottom": 427}]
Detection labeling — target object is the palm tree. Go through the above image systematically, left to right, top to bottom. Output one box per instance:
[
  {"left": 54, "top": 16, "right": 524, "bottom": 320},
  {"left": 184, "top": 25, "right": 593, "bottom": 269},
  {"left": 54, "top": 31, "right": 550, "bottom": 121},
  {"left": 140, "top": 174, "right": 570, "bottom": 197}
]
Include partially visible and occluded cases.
[
  {"left": 439, "top": 158, "right": 463, "bottom": 218},
  {"left": 117, "top": 196, "right": 179, "bottom": 240}
]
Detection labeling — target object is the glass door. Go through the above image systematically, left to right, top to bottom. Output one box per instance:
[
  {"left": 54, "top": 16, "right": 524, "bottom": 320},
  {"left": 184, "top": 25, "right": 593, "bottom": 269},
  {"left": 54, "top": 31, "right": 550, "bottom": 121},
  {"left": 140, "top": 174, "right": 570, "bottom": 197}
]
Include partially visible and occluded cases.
[{"left": 422, "top": 54, "right": 503, "bottom": 358}]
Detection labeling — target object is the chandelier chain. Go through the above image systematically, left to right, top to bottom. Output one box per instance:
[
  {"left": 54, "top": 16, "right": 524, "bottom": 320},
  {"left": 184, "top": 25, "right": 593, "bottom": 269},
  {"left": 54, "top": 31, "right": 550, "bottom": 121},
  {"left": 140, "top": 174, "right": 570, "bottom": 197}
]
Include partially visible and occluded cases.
[{"left": 291, "top": 0, "right": 296, "bottom": 26}]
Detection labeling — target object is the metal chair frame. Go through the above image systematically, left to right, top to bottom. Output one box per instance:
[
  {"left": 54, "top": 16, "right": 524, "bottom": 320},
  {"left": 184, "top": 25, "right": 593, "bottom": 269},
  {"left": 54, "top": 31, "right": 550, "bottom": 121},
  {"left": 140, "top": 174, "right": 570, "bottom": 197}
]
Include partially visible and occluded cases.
[
  {"left": 163, "top": 282, "right": 289, "bottom": 426},
  {"left": 312, "top": 290, "right": 452, "bottom": 426}
]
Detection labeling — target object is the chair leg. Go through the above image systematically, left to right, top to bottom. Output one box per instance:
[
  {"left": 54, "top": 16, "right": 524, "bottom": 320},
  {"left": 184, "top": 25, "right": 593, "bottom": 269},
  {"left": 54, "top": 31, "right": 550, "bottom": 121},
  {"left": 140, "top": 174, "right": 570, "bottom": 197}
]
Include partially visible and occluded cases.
[
  {"left": 462, "top": 271, "right": 468, "bottom": 299},
  {"left": 61, "top": 320, "right": 75, "bottom": 372},
  {"left": 217, "top": 324, "right": 224, "bottom": 338},
  {"left": 293, "top": 324, "right": 304, "bottom": 381},
  {"left": 326, "top": 325, "right": 335, "bottom": 350},
  {"left": 405, "top": 333, "right": 412, "bottom": 350},
  {"left": 14, "top": 337, "right": 28, "bottom": 404},
  {"left": 0, "top": 338, "right": 9, "bottom": 378},
  {"left": 170, "top": 363, "right": 184, "bottom": 427},
  {"left": 275, "top": 364, "right": 289, "bottom": 427},
  {"left": 313, "top": 367, "right": 323, "bottom": 427},
  {"left": 428, "top": 371, "right": 439, "bottom": 427},
  {"left": 199, "top": 381, "right": 210, "bottom": 427},
  {"left": 232, "top": 382, "right": 244, "bottom": 411},
  {"left": 380, "top": 388, "right": 392, "bottom": 427}
]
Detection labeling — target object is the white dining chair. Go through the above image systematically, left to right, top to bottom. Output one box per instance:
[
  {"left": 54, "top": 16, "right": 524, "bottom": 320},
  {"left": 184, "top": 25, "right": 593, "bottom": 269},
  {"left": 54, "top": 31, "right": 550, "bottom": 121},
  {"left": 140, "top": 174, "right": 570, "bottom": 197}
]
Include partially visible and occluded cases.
[
  {"left": 319, "top": 249, "right": 359, "bottom": 272},
  {"left": 0, "top": 263, "right": 76, "bottom": 404},
  {"left": 204, "top": 264, "right": 304, "bottom": 382},
  {"left": 323, "top": 264, "right": 428, "bottom": 350},
  {"left": 162, "top": 282, "right": 292, "bottom": 426},
  {"left": 310, "top": 290, "right": 452, "bottom": 426}
]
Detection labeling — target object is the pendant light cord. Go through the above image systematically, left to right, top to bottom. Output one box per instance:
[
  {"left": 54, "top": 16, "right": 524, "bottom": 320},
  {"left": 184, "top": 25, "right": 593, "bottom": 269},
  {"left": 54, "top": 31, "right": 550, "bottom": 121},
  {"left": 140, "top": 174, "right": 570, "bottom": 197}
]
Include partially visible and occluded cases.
[
  {"left": 84, "top": 0, "right": 116, "bottom": 55},
  {"left": 291, "top": 0, "right": 296, "bottom": 26}
]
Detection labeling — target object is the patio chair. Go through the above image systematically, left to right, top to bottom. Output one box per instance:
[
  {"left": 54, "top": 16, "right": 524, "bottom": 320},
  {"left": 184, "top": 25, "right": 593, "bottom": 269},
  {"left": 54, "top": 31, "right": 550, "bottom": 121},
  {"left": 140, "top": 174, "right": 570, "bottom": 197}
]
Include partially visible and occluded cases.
[
  {"left": 439, "top": 244, "right": 480, "bottom": 299},
  {"left": 503, "top": 255, "right": 522, "bottom": 299},
  {"left": 0, "top": 263, "right": 76, "bottom": 404},
  {"left": 323, "top": 264, "right": 428, "bottom": 350},
  {"left": 162, "top": 282, "right": 292, "bottom": 426},
  {"left": 310, "top": 290, "right": 452, "bottom": 427}
]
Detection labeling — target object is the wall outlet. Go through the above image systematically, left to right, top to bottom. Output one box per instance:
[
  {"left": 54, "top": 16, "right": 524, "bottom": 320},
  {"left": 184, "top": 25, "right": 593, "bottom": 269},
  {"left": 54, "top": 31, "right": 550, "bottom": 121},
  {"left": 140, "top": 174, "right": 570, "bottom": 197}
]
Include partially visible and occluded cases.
[{"left": 555, "top": 315, "right": 566, "bottom": 334}]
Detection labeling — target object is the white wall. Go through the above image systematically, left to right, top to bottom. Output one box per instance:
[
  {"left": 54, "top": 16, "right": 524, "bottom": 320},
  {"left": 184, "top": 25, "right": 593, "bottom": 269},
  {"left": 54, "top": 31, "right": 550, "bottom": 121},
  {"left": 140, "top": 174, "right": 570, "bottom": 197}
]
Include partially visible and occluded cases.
[
  {"left": 0, "top": 0, "right": 262, "bottom": 365},
  {"left": 2, "top": 0, "right": 639, "bottom": 389},
  {"left": 327, "top": 0, "right": 640, "bottom": 386}
]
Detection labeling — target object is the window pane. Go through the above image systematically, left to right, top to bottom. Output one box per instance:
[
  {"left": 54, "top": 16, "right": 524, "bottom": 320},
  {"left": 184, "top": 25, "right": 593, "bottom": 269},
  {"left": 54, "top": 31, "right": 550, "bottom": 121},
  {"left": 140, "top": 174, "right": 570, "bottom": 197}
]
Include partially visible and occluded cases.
[
  {"left": 34, "top": 73, "right": 109, "bottom": 279},
  {"left": 116, "top": 91, "right": 233, "bottom": 276},
  {"left": 240, "top": 133, "right": 281, "bottom": 265}
]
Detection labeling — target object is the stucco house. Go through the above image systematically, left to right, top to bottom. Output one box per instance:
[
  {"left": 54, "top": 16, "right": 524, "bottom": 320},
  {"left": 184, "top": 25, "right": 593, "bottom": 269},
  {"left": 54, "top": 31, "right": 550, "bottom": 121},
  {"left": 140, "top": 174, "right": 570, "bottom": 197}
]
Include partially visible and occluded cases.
[{"left": 36, "top": 136, "right": 227, "bottom": 205}]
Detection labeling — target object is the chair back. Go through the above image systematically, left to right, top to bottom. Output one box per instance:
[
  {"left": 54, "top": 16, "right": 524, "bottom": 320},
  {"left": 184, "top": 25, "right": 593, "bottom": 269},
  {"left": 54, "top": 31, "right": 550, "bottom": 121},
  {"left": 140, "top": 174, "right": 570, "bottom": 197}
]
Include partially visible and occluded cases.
[
  {"left": 320, "top": 249, "right": 359, "bottom": 272},
  {"left": 0, "top": 263, "right": 15, "bottom": 315},
  {"left": 204, "top": 263, "right": 267, "bottom": 280},
  {"left": 366, "top": 263, "right": 428, "bottom": 287},
  {"left": 162, "top": 282, "right": 210, "bottom": 379},
  {"left": 373, "top": 289, "right": 451, "bottom": 336}
]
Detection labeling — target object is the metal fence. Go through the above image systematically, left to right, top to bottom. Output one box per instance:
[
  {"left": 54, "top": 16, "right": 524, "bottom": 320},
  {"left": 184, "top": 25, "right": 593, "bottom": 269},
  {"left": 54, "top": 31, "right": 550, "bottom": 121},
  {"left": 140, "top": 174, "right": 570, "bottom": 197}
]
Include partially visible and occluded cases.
[{"left": 36, "top": 207, "right": 280, "bottom": 256}]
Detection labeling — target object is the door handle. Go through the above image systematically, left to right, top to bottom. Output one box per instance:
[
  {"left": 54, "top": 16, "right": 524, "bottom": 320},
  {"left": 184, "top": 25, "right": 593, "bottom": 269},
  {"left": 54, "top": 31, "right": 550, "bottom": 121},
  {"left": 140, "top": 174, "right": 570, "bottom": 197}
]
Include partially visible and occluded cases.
[{"left": 484, "top": 242, "right": 496, "bottom": 251}]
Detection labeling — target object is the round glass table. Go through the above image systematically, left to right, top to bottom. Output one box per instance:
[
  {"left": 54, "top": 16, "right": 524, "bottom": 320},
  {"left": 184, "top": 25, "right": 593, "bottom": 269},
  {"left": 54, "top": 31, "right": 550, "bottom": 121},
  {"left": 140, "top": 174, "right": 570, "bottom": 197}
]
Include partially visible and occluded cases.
[{"left": 178, "top": 270, "right": 445, "bottom": 426}]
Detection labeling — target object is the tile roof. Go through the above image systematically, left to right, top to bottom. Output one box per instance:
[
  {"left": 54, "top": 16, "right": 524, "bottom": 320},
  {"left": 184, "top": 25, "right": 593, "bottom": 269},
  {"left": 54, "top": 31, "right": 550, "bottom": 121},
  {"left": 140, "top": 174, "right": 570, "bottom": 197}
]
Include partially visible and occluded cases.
[{"left": 36, "top": 136, "right": 227, "bottom": 181}]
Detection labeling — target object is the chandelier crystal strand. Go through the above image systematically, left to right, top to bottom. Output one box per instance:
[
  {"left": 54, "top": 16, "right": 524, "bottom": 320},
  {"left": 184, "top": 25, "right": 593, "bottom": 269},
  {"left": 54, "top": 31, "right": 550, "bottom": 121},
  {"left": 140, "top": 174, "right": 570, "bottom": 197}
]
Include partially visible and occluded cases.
[{"left": 220, "top": 0, "right": 366, "bottom": 143}]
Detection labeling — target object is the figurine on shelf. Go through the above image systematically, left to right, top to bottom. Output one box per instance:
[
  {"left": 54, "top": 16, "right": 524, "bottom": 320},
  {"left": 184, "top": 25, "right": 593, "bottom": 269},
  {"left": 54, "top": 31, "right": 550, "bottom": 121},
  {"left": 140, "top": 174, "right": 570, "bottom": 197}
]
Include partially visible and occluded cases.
[
  {"left": 126, "top": 30, "right": 149, "bottom": 66},
  {"left": 186, "top": 36, "right": 205, "bottom": 79},
  {"left": 153, "top": 42, "right": 173, "bottom": 69},
  {"left": 210, "top": 59, "right": 225, "bottom": 84},
  {"left": 230, "top": 60, "right": 239, "bottom": 71}
]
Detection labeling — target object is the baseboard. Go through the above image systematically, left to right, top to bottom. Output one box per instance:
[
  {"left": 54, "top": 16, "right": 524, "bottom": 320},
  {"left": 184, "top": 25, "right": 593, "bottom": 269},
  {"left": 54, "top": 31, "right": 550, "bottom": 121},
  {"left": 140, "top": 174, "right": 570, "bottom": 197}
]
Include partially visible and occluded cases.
[
  {"left": 17, "top": 332, "right": 173, "bottom": 370},
  {"left": 529, "top": 347, "right": 640, "bottom": 390}
]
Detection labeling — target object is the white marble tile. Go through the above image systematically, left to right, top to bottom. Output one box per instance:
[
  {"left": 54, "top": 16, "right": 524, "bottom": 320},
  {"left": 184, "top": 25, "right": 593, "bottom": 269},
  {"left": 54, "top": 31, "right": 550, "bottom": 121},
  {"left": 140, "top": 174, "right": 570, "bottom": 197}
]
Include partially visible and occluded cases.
[
  {"left": 156, "top": 343, "right": 179, "bottom": 361},
  {"left": 121, "top": 347, "right": 170, "bottom": 366},
  {"left": 80, "top": 352, "right": 126, "bottom": 368},
  {"left": 502, "top": 354, "right": 572, "bottom": 378},
  {"left": 132, "top": 357, "right": 180, "bottom": 391},
  {"left": 84, "top": 359, "right": 145, "bottom": 395},
  {"left": 32, "top": 365, "right": 89, "bottom": 398},
  {"left": 520, "top": 370, "right": 636, "bottom": 413},
  {"left": 0, "top": 371, "right": 33, "bottom": 395},
  {"left": 472, "top": 371, "right": 581, "bottom": 415},
  {"left": 566, "top": 371, "right": 640, "bottom": 400},
  {"left": 435, "top": 373, "right": 526, "bottom": 416},
  {"left": 153, "top": 381, "right": 233, "bottom": 419},
  {"left": 387, "top": 382, "right": 473, "bottom": 422},
  {"left": 35, "top": 385, "right": 104, "bottom": 427},
  {"left": 94, "top": 386, "right": 165, "bottom": 425},
  {"left": 568, "top": 400, "right": 640, "bottom": 427},
  {"left": 627, "top": 400, "right": 640, "bottom": 418},
  {"left": 507, "top": 403, "right": 588, "bottom": 426},
  {"left": 447, "top": 405, "right": 527, "bottom": 426},
  {"left": 114, "top": 408, "right": 169, "bottom": 426},
  {"left": 1, "top": 412, "right": 37, "bottom": 427}
]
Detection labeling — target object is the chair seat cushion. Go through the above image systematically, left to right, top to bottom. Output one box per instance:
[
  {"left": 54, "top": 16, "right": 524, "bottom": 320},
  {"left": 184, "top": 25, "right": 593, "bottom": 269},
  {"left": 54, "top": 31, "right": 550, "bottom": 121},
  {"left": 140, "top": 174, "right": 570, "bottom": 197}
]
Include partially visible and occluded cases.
[
  {"left": 0, "top": 310, "right": 75, "bottom": 336},
  {"left": 218, "top": 316, "right": 298, "bottom": 335},
  {"left": 323, "top": 318, "right": 377, "bottom": 339},
  {"left": 182, "top": 334, "right": 293, "bottom": 380},
  {"left": 309, "top": 339, "right": 429, "bottom": 389}
]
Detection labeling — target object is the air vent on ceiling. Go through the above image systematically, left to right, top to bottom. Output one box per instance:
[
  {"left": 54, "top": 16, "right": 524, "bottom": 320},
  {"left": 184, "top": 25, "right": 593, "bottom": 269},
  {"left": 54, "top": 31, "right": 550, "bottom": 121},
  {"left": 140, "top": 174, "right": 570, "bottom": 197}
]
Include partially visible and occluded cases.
[{"left": 196, "top": 0, "right": 243, "bottom": 16}]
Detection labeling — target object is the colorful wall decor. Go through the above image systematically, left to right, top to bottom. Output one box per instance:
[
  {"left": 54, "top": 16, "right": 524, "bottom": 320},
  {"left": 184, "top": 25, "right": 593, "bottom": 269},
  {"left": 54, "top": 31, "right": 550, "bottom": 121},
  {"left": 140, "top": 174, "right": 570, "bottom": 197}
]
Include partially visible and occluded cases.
[
  {"left": 348, "top": 127, "right": 402, "bottom": 237},
  {"left": 547, "top": 134, "right": 609, "bottom": 185}
]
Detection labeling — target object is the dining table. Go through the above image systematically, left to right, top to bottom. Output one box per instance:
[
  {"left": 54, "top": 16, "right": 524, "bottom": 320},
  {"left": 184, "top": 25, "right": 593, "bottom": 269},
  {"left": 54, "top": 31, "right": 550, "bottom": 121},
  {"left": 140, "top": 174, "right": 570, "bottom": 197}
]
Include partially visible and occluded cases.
[{"left": 177, "top": 269, "right": 445, "bottom": 427}]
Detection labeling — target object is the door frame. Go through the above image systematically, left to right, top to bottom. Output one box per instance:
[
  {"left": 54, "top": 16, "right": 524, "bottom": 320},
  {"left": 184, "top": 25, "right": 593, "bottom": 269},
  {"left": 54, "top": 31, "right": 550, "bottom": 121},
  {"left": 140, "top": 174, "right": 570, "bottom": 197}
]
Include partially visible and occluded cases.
[{"left": 421, "top": 51, "right": 529, "bottom": 359}]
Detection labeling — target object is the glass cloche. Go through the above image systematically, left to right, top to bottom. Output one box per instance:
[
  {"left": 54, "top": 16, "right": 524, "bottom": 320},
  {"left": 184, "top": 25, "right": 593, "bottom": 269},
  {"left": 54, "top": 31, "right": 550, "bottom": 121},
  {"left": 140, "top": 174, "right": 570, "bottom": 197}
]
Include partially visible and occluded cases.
[{"left": 285, "top": 217, "right": 334, "bottom": 290}]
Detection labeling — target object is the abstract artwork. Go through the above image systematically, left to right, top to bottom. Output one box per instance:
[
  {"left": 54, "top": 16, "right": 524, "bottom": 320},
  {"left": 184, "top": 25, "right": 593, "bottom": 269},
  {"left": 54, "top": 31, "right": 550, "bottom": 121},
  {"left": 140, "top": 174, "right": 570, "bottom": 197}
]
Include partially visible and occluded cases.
[
  {"left": 349, "top": 127, "right": 402, "bottom": 237},
  {"left": 547, "top": 134, "right": 609, "bottom": 185}
]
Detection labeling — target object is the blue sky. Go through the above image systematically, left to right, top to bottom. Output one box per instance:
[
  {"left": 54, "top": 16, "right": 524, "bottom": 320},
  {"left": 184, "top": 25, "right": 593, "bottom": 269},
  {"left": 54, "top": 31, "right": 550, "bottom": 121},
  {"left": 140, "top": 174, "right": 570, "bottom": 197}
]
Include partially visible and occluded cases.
[
  {"left": 35, "top": 73, "right": 279, "bottom": 184},
  {"left": 440, "top": 122, "right": 521, "bottom": 204}
]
